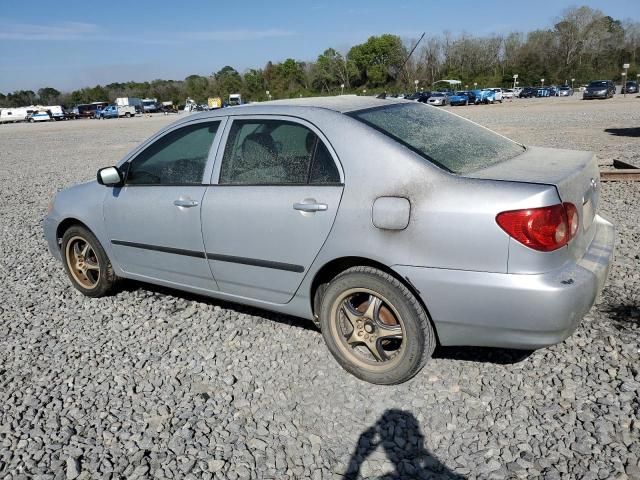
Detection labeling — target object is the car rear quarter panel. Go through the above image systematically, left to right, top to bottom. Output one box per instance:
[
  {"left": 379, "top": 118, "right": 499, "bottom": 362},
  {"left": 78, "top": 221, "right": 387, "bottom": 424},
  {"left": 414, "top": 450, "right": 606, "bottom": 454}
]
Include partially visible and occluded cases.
[{"left": 297, "top": 112, "right": 561, "bottom": 288}]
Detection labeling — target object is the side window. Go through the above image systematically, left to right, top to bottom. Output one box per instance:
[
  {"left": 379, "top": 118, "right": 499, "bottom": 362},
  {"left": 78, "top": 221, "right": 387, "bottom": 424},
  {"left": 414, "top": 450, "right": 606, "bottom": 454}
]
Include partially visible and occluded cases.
[
  {"left": 219, "top": 119, "right": 340, "bottom": 185},
  {"left": 127, "top": 122, "right": 219, "bottom": 185},
  {"left": 309, "top": 141, "right": 340, "bottom": 184}
]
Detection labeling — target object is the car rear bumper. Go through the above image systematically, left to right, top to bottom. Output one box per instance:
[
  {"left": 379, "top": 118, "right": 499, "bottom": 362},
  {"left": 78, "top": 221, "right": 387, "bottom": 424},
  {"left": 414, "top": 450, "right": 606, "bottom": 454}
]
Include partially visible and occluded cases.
[{"left": 393, "top": 215, "right": 614, "bottom": 349}]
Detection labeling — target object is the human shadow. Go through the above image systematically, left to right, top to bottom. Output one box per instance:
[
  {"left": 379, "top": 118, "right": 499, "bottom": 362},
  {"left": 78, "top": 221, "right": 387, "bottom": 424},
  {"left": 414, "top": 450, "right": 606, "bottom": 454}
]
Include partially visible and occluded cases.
[
  {"left": 604, "top": 127, "right": 640, "bottom": 138},
  {"left": 601, "top": 303, "right": 640, "bottom": 330},
  {"left": 345, "top": 409, "right": 466, "bottom": 479}
]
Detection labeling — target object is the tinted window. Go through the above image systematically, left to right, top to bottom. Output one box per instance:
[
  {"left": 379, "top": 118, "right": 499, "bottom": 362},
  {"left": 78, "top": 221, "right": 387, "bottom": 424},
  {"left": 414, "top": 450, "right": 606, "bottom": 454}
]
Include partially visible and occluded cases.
[
  {"left": 588, "top": 81, "right": 608, "bottom": 87},
  {"left": 349, "top": 103, "right": 525, "bottom": 174},
  {"left": 219, "top": 119, "right": 339, "bottom": 185},
  {"left": 127, "top": 122, "right": 219, "bottom": 185}
]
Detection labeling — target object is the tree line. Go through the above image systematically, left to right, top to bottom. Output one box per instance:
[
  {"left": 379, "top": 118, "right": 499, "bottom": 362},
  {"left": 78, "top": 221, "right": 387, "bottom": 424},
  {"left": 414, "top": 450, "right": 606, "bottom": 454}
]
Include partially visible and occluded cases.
[{"left": 1, "top": 6, "right": 638, "bottom": 108}]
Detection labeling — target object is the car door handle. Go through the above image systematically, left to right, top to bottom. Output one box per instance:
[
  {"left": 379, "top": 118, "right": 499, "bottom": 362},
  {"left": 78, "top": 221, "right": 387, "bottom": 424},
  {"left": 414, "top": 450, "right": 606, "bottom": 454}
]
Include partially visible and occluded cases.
[
  {"left": 173, "top": 199, "right": 199, "bottom": 208},
  {"left": 293, "top": 201, "right": 328, "bottom": 212}
]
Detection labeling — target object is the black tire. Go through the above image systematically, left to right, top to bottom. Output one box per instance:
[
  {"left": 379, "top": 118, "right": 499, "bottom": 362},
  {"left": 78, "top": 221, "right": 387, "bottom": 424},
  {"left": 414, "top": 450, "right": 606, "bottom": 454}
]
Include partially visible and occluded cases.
[
  {"left": 125, "top": 112, "right": 131, "bottom": 118},
  {"left": 61, "top": 225, "right": 117, "bottom": 297},
  {"left": 319, "top": 266, "right": 435, "bottom": 385}
]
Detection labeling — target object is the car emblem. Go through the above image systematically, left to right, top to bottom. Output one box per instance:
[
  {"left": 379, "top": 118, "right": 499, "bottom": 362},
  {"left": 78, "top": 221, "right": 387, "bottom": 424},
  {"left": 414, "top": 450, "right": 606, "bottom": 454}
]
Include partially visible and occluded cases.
[{"left": 590, "top": 178, "right": 598, "bottom": 190}]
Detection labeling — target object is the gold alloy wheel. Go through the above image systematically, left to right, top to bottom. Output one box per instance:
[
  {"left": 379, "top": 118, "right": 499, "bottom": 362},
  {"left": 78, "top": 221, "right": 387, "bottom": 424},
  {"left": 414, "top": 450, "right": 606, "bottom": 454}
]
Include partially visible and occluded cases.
[
  {"left": 65, "top": 236, "right": 100, "bottom": 289},
  {"left": 330, "top": 288, "right": 405, "bottom": 369}
]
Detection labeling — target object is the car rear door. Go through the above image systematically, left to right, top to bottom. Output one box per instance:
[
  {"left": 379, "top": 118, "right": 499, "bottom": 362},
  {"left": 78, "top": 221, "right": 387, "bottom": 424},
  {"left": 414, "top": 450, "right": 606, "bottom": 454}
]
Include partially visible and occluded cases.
[
  {"left": 201, "top": 116, "right": 344, "bottom": 304},
  {"left": 104, "top": 118, "right": 226, "bottom": 291}
]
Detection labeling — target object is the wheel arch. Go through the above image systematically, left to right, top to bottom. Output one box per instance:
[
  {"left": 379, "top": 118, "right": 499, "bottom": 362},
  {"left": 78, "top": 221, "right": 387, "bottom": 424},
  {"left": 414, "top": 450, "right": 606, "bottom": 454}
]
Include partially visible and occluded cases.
[
  {"left": 56, "top": 217, "right": 92, "bottom": 245},
  {"left": 309, "top": 256, "right": 440, "bottom": 343}
]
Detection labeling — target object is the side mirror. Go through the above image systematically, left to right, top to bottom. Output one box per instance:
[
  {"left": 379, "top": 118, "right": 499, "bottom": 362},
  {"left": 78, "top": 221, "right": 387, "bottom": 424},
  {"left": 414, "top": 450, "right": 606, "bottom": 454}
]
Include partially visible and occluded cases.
[{"left": 97, "top": 166, "right": 123, "bottom": 186}]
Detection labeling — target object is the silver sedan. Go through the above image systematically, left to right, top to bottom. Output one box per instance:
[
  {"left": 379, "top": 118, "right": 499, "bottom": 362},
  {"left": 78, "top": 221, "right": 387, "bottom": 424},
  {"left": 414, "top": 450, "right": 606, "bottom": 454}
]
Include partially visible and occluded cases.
[
  {"left": 426, "top": 92, "right": 448, "bottom": 106},
  {"left": 44, "top": 96, "right": 614, "bottom": 384}
]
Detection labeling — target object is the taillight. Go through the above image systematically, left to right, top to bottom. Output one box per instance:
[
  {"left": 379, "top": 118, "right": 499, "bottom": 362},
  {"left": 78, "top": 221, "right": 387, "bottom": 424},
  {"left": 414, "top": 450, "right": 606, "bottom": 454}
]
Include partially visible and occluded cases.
[
  {"left": 564, "top": 202, "right": 579, "bottom": 238},
  {"left": 496, "top": 203, "right": 578, "bottom": 252}
]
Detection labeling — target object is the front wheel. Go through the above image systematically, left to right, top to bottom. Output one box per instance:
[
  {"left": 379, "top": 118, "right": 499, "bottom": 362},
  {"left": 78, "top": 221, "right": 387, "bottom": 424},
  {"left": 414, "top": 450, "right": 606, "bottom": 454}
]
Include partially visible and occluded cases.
[
  {"left": 125, "top": 112, "right": 131, "bottom": 118},
  {"left": 61, "top": 225, "right": 117, "bottom": 297},
  {"left": 319, "top": 267, "right": 435, "bottom": 385}
]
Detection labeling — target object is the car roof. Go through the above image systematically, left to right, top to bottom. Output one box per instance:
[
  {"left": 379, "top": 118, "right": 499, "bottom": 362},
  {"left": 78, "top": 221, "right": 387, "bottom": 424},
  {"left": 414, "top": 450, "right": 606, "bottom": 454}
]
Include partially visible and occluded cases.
[
  {"left": 168, "top": 95, "right": 410, "bottom": 127},
  {"left": 246, "top": 95, "right": 405, "bottom": 113}
]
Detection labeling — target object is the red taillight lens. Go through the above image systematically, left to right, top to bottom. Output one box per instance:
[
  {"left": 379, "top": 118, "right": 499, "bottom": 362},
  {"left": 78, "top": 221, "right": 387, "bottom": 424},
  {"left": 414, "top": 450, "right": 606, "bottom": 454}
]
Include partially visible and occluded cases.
[{"left": 496, "top": 203, "right": 578, "bottom": 252}]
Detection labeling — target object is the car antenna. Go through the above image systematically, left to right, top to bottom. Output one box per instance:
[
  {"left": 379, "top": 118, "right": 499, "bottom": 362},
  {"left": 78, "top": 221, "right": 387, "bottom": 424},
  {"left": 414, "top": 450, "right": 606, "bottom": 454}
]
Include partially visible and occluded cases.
[{"left": 401, "top": 32, "right": 426, "bottom": 87}]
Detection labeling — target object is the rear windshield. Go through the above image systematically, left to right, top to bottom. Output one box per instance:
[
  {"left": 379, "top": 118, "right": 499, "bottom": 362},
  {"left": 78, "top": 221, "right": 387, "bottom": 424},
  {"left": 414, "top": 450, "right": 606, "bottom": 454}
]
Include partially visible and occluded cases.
[{"left": 348, "top": 103, "right": 525, "bottom": 174}]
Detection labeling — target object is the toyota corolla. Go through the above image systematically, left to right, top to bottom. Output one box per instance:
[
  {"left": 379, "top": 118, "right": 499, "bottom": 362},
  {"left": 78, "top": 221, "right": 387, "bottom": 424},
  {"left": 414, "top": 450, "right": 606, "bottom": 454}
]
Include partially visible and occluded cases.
[{"left": 44, "top": 96, "right": 614, "bottom": 384}]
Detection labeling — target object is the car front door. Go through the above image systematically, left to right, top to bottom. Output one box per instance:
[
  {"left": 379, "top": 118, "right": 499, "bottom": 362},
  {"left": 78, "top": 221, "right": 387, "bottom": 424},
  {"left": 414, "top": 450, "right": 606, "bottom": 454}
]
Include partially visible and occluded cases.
[
  {"left": 201, "top": 116, "right": 344, "bottom": 304},
  {"left": 104, "top": 118, "right": 225, "bottom": 292}
]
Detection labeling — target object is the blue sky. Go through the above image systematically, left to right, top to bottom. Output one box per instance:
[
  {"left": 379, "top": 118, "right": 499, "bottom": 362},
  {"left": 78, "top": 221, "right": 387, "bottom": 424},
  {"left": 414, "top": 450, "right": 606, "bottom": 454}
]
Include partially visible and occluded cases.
[{"left": 0, "top": 0, "right": 637, "bottom": 92}]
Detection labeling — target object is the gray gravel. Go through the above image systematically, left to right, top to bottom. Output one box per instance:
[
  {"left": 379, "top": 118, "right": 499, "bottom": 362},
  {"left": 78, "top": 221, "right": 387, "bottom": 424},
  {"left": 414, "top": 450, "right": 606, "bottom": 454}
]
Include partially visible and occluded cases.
[{"left": 1, "top": 99, "right": 639, "bottom": 480}]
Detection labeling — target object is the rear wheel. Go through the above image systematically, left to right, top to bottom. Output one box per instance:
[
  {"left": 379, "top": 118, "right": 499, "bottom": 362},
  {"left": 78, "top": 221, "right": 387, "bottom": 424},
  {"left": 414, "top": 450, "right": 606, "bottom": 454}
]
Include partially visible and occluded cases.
[
  {"left": 125, "top": 112, "right": 131, "bottom": 118},
  {"left": 61, "top": 226, "right": 117, "bottom": 297},
  {"left": 319, "top": 267, "right": 435, "bottom": 385}
]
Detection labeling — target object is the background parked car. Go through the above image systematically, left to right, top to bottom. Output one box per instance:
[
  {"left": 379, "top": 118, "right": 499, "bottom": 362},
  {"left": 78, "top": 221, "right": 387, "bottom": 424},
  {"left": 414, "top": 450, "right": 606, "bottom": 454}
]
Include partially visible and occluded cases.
[
  {"left": 583, "top": 80, "right": 615, "bottom": 99},
  {"left": 621, "top": 81, "right": 638, "bottom": 94},
  {"left": 558, "top": 86, "right": 573, "bottom": 96},
  {"left": 519, "top": 87, "right": 537, "bottom": 98},
  {"left": 536, "top": 87, "right": 552, "bottom": 97},
  {"left": 489, "top": 88, "right": 503, "bottom": 102},
  {"left": 475, "top": 89, "right": 496, "bottom": 104},
  {"left": 502, "top": 89, "right": 515, "bottom": 100},
  {"left": 458, "top": 90, "right": 477, "bottom": 104},
  {"left": 427, "top": 92, "right": 448, "bottom": 106},
  {"left": 448, "top": 92, "right": 470, "bottom": 106},
  {"left": 96, "top": 105, "right": 136, "bottom": 119},
  {"left": 27, "top": 111, "right": 51, "bottom": 122}
]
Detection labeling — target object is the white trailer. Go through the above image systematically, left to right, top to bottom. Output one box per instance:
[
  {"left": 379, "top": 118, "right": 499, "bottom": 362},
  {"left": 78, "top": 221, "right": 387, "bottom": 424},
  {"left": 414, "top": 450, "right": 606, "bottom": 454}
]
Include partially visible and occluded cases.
[
  {"left": 115, "top": 97, "right": 143, "bottom": 112},
  {"left": 43, "top": 105, "right": 65, "bottom": 120},
  {"left": 0, "top": 107, "right": 34, "bottom": 123}
]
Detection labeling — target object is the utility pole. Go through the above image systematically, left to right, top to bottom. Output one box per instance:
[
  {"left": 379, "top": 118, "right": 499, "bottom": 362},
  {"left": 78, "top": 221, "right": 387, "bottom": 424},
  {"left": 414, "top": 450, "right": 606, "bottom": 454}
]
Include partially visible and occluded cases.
[{"left": 622, "top": 63, "right": 629, "bottom": 97}]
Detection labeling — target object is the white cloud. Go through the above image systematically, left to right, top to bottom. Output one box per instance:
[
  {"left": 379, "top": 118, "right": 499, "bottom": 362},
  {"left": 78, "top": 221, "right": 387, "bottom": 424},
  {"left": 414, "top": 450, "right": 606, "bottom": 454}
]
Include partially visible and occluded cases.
[
  {"left": 0, "top": 20, "right": 293, "bottom": 44},
  {"left": 0, "top": 21, "right": 99, "bottom": 40},
  {"left": 185, "top": 29, "right": 295, "bottom": 41}
]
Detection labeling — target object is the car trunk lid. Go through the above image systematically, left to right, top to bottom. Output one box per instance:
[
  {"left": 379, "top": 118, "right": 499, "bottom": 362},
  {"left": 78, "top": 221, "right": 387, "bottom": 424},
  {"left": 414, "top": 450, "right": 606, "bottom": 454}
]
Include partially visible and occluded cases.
[{"left": 466, "top": 146, "right": 600, "bottom": 260}]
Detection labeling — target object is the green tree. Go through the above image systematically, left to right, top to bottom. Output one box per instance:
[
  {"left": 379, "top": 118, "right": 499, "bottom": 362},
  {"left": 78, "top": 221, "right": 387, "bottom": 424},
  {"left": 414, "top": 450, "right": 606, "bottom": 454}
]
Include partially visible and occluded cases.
[
  {"left": 347, "top": 34, "right": 407, "bottom": 87},
  {"left": 214, "top": 66, "right": 243, "bottom": 99},
  {"left": 243, "top": 69, "right": 266, "bottom": 100},
  {"left": 184, "top": 75, "right": 209, "bottom": 102},
  {"left": 37, "top": 87, "right": 61, "bottom": 105}
]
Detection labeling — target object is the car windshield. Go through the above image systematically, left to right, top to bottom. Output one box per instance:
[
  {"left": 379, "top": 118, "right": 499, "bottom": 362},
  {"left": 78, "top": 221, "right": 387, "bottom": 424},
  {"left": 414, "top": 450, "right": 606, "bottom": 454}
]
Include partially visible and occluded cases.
[
  {"left": 588, "top": 81, "right": 607, "bottom": 87},
  {"left": 431, "top": 93, "right": 444, "bottom": 97},
  {"left": 348, "top": 103, "right": 525, "bottom": 174}
]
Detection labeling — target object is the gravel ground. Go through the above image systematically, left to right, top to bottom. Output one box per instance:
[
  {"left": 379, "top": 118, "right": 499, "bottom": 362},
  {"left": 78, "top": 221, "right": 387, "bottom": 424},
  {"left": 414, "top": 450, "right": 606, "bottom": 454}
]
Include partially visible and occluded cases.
[{"left": 1, "top": 97, "right": 639, "bottom": 480}]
